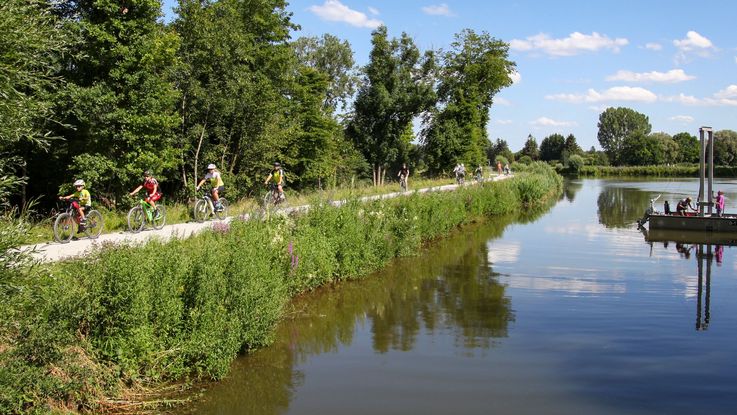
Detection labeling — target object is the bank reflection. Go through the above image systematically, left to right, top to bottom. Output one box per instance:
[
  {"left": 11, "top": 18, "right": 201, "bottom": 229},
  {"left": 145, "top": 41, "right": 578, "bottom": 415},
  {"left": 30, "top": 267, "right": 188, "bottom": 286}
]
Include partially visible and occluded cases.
[
  {"left": 597, "top": 184, "right": 652, "bottom": 228},
  {"left": 188, "top": 216, "right": 529, "bottom": 415},
  {"left": 642, "top": 229, "right": 737, "bottom": 331}
]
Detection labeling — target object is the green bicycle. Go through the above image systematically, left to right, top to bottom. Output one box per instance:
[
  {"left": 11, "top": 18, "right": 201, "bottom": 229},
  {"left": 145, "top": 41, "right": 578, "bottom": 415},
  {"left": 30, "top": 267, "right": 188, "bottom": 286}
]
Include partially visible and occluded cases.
[{"left": 127, "top": 199, "right": 166, "bottom": 233}]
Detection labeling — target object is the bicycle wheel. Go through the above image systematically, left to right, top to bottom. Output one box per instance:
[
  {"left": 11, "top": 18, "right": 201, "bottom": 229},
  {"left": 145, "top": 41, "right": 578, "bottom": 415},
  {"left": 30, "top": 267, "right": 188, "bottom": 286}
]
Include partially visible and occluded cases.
[
  {"left": 400, "top": 179, "right": 407, "bottom": 192},
  {"left": 262, "top": 191, "right": 273, "bottom": 209},
  {"left": 214, "top": 198, "right": 229, "bottom": 220},
  {"left": 194, "top": 199, "right": 209, "bottom": 223},
  {"left": 152, "top": 204, "right": 167, "bottom": 230},
  {"left": 127, "top": 206, "right": 145, "bottom": 233},
  {"left": 84, "top": 210, "right": 104, "bottom": 239},
  {"left": 53, "top": 213, "right": 75, "bottom": 243}
]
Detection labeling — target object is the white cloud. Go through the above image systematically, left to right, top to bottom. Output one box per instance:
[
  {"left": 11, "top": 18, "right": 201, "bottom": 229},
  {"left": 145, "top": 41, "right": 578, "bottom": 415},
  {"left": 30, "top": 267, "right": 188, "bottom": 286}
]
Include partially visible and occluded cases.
[
  {"left": 308, "top": 0, "right": 383, "bottom": 28},
  {"left": 421, "top": 3, "right": 454, "bottom": 16},
  {"left": 367, "top": 6, "right": 379, "bottom": 15},
  {"left": 673, "top": 30, "right": 714, "bottom": 52},
  {"left": 673, "top": 31, "right": 715, "bottom": 63},
  {"left": 510, "top": 32, "right": 628, "bottom": 56},
  {"left": 645, "top": 42, "right": 663, "bottom": 51},
  {"left": 606, "top": 69, "right": 695, "bottom": 83},
  {"left": 509, "top": 70, "right": 521, "bottom": 84},
  {"left": 714, "top": 84, "right": 737, "bottom": 99},
  {"left": 546, "top": 86, "right": 658, "bottom": 103},
  {"left": 662, "top": 91, "right": 737, "bottom": 107},
  {"left": 669, "top": 115, "right": 695, "bottom": 124},
  {"left": 531, "top": 117, "right": 577, "bottom": 127},
  {"left": 495, "top": 119, "right": 513, "bottom": 125}
]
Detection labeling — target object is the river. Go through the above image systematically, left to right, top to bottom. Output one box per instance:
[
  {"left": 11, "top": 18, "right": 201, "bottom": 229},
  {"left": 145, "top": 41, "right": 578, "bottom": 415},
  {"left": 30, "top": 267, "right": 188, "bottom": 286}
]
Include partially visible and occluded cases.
[{"left": 187, "top": 178, "right": 737, "bottom": 415}]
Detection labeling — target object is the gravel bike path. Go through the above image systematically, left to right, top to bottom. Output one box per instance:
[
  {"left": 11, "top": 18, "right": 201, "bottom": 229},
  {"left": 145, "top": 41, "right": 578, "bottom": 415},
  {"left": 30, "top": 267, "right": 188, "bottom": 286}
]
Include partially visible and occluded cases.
[{"left": 22, "top": 175, "right": 512, "bottom": 262}]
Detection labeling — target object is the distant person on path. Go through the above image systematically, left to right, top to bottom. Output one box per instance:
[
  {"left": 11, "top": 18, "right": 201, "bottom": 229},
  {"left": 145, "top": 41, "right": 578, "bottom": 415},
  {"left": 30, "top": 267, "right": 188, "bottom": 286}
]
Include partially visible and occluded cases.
[
  {"left": 496, "top": 160, "right": 503, "bottom": 176},
  {"left": 264, "top": 162, "right": 286, "bottom": 201},
  {"left": 397, "top": 163, "right": 410, "bottom": 190},
  {"left": 504, "top": 163, "right": 510, "bottom": 175},
  {"left": 474, "top": 165, "right": 483, "bottom": 181},
  {"left": 129, "top": 170, "right": 161, "bottom": 210},
  {"left": 59, "top": 179, "right": 90, "bottom": 224},
  {"left": 714, "top": 190, "right": 725, "bottom": 216},
  {"left": 676, "top": 197, "right": 696, "bottom": 215}
]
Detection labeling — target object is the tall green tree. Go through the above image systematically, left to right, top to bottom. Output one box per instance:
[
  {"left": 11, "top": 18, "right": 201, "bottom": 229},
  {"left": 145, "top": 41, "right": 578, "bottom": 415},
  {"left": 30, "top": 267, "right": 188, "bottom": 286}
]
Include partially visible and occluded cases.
[
  {"left": 0, "top": 0, "right": 69, "bottom": 205},
  {"left": 46, "top": 0, "right": 181, "bottom": 202},
  {"left": 175, "top": 0, "right": 297, "bottom": 194},
  {"left": 347, "top": 26, "right": 435, "bottom": 185},
  {"left": 423, "top": 29, "right": 515, "bottom": 174},
  {"left": 293, "top": 34, "right": 358, "bottom": 114},
  {"left": 597, "top": 107, "right": 651, "bottom": 165},
  {"left": 714, "top": 129, "right": 737, "bottom": 166},
  {"left": 620, "top": 132, "right": 663, "bottom": 165},
  {"left": 650, "top": 132, "right": 679, "bottom": 164},
  {"left": 672, "top": 132, "right": 699, "bottom": 163},
  {"left": 539, "top": 133, "right": 565, "bottom": 161},
  {"left": 564, "top": 133, "right": 582, "bottom": 155},
  {"left": 519, "top": 134, "right": 539, "bottom": 160},
  {"left": 487, "top": 138, "right": 514, "bottom": 164}
]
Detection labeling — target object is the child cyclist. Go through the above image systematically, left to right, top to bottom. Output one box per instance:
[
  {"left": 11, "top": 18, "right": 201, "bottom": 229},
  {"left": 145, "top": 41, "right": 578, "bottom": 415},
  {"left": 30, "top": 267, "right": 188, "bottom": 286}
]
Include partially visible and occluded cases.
[
  {"left": 264, "top": 162, "right": 285, "bottom": 202},
  {"left": 196, "top": 163, "right": 225, "bottom": 211},
  {"left": 129, "top": 170, "right": 162, "bottom": 210},
  {"left": 59, "top": 179, "right": 91, "bottom": 224}
]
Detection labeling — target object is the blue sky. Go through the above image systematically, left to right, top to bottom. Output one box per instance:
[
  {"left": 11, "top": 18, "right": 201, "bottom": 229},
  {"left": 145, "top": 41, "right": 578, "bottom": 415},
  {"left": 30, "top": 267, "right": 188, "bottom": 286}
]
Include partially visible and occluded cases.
[{"left": 162, "top": 0, "right": 737, "bottom": 151}]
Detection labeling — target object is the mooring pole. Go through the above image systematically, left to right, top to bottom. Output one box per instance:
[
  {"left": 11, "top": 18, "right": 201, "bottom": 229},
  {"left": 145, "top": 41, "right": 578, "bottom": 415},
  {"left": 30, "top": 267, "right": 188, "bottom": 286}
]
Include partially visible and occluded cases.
[
  {"left": 698, "top": 127, "right": 706, "bottom": 215},
  {"left": 707, "top": 128, "right": 714, "bottom": 216}
]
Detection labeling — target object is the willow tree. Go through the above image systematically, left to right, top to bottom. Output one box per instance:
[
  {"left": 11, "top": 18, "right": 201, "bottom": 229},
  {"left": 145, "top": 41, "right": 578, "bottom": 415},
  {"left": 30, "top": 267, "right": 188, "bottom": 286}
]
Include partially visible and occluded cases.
[
  {"left": 347, "top": 26, "right": 435, "bottom": 186},
  {"left": 423, "top": 29, "right": 515, "bottom": 174}
]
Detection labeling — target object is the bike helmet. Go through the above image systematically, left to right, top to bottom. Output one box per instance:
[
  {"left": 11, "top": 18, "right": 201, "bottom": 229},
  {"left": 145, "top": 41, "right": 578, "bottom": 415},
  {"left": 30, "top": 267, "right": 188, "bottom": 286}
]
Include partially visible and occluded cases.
[
  {"left": 273, "top": 162, "right": 281, "bottom": 167},
  {"left": 207, "top": 163, "right": 216, "bottom": 170},
  {"left": 143, "top": 170, "right": 152, "bottom": 177},
  {"left": 73, "top": 179, "right": 85, "bottom": 187}
]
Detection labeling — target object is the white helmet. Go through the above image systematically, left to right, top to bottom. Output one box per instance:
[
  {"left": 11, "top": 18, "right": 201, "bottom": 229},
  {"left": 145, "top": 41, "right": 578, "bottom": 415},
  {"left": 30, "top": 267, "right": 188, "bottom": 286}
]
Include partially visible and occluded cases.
[
  {"left": 207, "top": 163, "right": 216, "bottom": 170},
  {"left": 73, "top": 179, "right": 85, "bottom": 187}
]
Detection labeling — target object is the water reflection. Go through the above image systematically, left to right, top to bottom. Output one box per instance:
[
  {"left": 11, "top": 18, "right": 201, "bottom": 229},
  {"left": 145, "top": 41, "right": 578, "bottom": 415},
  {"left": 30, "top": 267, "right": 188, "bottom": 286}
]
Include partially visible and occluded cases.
[
  {"left": 562, "top": 179, "right": 583, "bottom": 203},
  {"left": 597, "top": 185, "right": 652, "bottom": 228},
  {"left": 188, "top": 214, "right": 539, "bottom": 415},
  {"left": 641, "top": 228, "right": 736, "bottom": 331}
]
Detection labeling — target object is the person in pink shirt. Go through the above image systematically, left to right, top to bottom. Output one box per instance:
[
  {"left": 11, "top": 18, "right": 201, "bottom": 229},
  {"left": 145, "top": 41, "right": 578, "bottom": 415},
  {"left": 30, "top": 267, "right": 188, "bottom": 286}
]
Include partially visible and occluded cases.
[{"left": 714, "top": 190, "right": 725, "bottom": 217}]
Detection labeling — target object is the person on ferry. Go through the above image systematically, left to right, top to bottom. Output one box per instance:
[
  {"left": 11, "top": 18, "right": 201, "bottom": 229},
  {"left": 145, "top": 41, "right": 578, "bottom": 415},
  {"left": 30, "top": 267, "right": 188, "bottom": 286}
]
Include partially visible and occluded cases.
[{"left": 676, "top": 197, "right": 697, "bottom": 215}]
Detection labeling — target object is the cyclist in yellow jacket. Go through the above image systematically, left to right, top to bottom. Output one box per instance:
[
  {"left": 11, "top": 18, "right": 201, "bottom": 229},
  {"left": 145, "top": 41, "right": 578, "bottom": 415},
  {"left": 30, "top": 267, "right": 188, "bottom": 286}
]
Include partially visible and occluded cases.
[
  {"left": 196, "top": 163, "right": 225, "bottom": 211},
  {"left": 59, "top": 179, "right": 91, "bottom": 224}
]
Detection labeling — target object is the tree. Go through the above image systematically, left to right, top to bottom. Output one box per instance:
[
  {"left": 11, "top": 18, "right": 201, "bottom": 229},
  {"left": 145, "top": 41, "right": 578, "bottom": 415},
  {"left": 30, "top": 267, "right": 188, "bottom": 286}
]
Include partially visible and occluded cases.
[
  {"left": 0, "top": 0, "right": 69, "bottom": 205},
  {"left": 43, "top": 0, "right": 181, "bottom": 203},
  {"left": 175, "top": 0, "right": 298, "bottom": 194},
  {"left": 347, "top": 26, "right": 435, "bottom": 186},
  {"left": 422, "top": 29, "right": 515, "bottom": 173},
  {"left": 293, "top": 34, "right": 358, "bottom": 114},
  {"left": 597, "top": 107, "right": 651, "bottom": 165},
  {"left": 714, "top": 130, "right": 737, "bottom": 166},
  {"left": 620, "top": 132, "right": 663, "bottom": 165},
  {"left": 650, "top": 132, "right": 679, "bottom": 164},
  {"left": 672, "top": 132, "right": 699, "bottom": 163},
  {"left": 539, "top": 133, "right": 565, "bottom": 161},
  {"left": 519, "top": 134, "right": 539, "bottom": 160},
  {"left": 564, "top": 134, "right": 582, "bottom": 155},
  {"left": 487, "top": 138, "right": 514, "bottom": 164}
]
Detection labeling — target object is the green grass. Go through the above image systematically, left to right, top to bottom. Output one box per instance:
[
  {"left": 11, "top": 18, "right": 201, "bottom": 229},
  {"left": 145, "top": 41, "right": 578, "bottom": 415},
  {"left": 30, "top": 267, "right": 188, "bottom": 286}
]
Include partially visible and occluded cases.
[
  {"left": 1, "top": 163, "right": 562, "bottom": 414},
  {"left": 578, "top": 164, "right": 737, "bottom": 177}
]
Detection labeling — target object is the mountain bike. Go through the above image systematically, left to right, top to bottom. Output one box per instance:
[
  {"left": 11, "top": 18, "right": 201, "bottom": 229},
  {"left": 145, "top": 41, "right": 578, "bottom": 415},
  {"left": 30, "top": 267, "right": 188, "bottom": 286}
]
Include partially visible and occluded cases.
[
  {"left": 475, "top": 172, "right": 483, "bottom": 183},
  {"left": 399, "top": 175, "right": 408, "bottom": 192},
  {"left": 260, "top": 184, "right": 287, "bottom": 215},
  {"left": 194, "top": 190, "right": 229, "bottom": 222},
  {"left": 127, "top": 198, "right": 166, "bottom": 233},
  {"left": 53, "top": 200, "right": 104, "bottom": 243}
]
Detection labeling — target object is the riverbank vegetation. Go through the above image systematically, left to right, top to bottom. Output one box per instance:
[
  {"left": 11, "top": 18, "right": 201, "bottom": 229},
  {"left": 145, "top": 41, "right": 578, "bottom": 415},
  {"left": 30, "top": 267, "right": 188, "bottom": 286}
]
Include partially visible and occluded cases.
[{"left": 0, "top": 164, "right": 561, "bottom": 413}]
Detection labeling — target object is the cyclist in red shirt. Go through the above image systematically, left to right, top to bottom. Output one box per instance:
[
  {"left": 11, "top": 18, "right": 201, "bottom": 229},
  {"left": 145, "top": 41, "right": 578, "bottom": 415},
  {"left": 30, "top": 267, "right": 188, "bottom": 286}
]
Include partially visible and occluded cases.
[{"left": 129, "top": 170, "right": 162, "bottom": 210}]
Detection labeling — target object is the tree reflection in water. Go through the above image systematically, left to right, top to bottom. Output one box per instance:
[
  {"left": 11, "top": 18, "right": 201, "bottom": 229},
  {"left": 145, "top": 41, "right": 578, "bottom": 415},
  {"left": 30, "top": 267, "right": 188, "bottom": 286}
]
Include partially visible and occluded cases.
[
  {"left": 597, "top": 184, "right": 652, "bottom": 228},
  {"left": 186, "top": 211, "right": 550, "bottom": 415}
]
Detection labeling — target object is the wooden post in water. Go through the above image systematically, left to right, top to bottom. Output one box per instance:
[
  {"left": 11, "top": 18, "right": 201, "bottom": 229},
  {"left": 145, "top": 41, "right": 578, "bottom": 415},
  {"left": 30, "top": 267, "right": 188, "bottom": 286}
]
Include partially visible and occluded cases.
[
  {"left": 698, "top": 128, "right": 706, "bottom": 215},
  {"left": 707, "top": 128, "right": 714, "bottom": 216}
]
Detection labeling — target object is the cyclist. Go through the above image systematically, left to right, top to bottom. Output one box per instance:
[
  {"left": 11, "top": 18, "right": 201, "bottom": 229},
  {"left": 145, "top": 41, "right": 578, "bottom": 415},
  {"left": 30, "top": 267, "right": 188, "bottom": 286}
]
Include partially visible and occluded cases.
[
  {"left": 264, "top": 162, "right": 286, "bottom": 202},
  {"left": 196, "top": 163, "right": 225, "bottom": 211},
  {"left": 397, "top": 163, "right": 410, "bottom": 190},
  {"left": 474, "top": 165, "right": 483, "bottom": 181},
  {"left": 129, "top": 170, "right": 161, "bottom": 210},
  {"left": 59, "top": 179, "right": 91, "bottom": 225}
]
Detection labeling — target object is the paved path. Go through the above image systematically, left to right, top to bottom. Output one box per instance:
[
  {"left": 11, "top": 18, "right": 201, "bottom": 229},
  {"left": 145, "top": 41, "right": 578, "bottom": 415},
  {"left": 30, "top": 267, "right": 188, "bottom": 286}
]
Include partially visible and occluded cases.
[{"left": 21, "top": 175, "right": 513, "bottom": 262}]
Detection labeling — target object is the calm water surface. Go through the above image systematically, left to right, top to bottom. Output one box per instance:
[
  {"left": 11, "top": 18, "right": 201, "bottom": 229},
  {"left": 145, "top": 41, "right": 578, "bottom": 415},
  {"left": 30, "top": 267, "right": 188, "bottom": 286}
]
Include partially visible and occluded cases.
[{"left": 189, "top": 178, "right": 737, "bottom": 415}]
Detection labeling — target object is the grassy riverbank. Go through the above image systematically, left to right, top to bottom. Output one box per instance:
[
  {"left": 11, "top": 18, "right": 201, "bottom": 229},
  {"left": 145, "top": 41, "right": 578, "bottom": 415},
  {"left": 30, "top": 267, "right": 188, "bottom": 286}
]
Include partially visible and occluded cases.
[
  {"left": 0, "top": 163, "right": 561, "bottom": 414},
  {"left": 578, "top": 164, "right": 737, "bottom": 177}
]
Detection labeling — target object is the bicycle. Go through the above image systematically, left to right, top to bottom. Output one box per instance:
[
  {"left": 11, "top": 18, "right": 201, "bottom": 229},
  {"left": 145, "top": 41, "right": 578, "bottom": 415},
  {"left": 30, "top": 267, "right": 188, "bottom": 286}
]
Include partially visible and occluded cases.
[
  {"left": 475, "top": 173, "right": 483, "bottom": 183},
  {"left": 455, "top": 174, "right": 465, "bottom": 185},
  {"left": 399, "top": 175, "right": 408, "bottom": 192},
  {"left": 261, "top": 184, "right": 287, "bottom": 214},
  {"left": 193, "top": 190, "right": 229, "bottom": 222},
  {"left": 127, "top": 198, "right": 167, "bottom": 233},
  {"left": 53, "top": 200, "right": 104, "bottom": 243}
]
